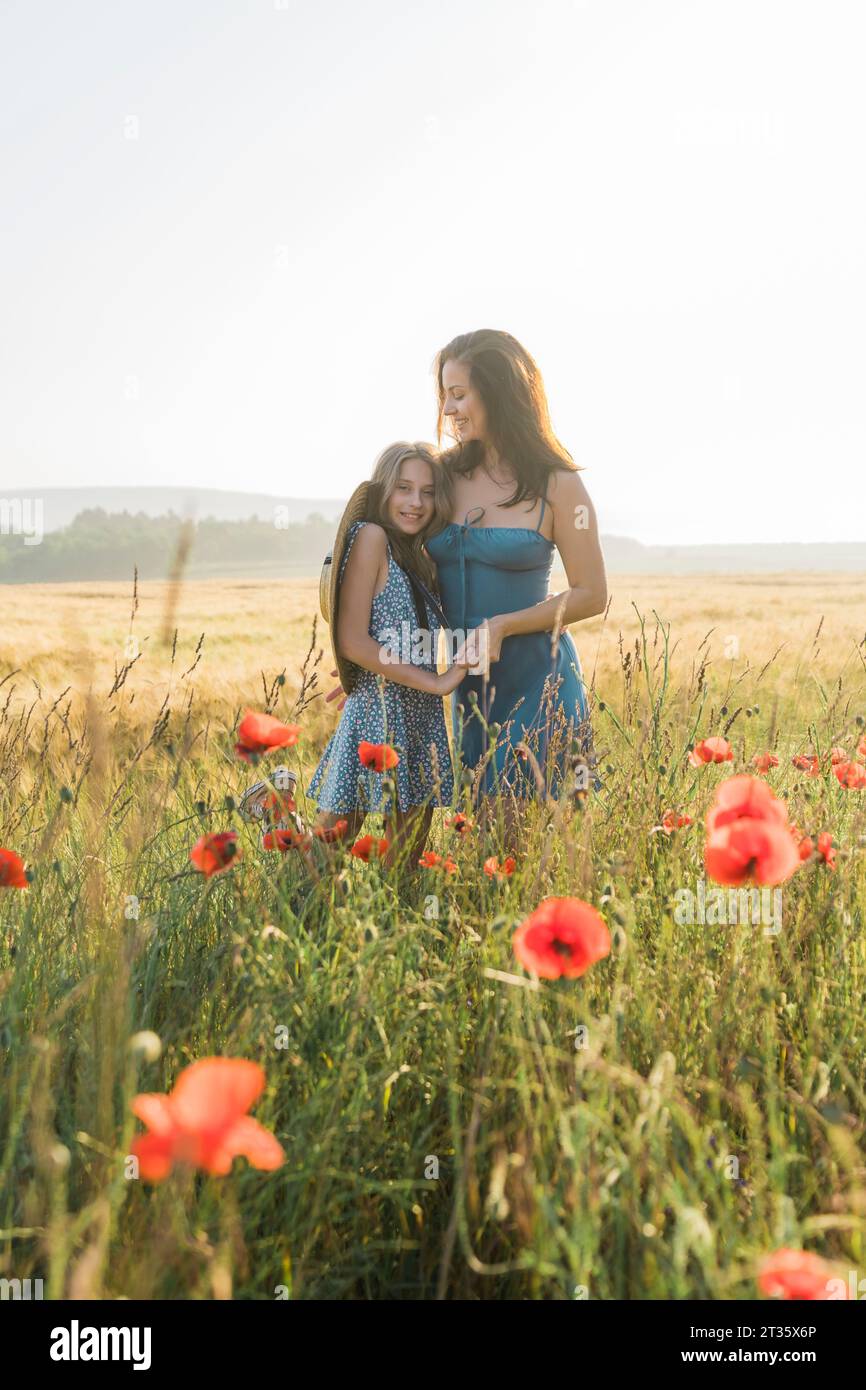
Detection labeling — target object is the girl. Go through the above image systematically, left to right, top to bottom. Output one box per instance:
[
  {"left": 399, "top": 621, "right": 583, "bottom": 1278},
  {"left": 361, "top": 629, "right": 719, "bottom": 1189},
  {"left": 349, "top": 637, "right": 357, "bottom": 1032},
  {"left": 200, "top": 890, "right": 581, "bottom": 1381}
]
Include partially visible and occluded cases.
[{"left": 306, "top": 441, "right": 468, "bottom": 868}]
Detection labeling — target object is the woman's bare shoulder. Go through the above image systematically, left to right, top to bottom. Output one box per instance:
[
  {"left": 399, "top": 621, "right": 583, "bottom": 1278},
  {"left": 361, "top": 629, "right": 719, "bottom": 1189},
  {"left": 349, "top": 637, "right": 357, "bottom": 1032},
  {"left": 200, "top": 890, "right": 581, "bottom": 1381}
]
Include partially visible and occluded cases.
[{"left": 546, "top": 465, "right": 591, "bottom": 508}]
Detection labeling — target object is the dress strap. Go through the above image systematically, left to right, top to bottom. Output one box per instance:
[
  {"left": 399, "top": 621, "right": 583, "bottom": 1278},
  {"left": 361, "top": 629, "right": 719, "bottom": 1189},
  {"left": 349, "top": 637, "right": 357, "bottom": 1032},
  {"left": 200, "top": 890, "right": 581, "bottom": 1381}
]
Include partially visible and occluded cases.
[{"left": 535, "top": 493, "right": 548, "bottom": 532}]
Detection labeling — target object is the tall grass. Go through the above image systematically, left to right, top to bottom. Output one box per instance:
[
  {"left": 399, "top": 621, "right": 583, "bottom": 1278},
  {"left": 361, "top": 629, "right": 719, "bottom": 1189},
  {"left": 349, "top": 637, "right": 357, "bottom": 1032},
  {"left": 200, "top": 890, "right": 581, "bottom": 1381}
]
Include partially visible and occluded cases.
[{"left": 1, "top": 583, "right": 865, "bottom": 1299}]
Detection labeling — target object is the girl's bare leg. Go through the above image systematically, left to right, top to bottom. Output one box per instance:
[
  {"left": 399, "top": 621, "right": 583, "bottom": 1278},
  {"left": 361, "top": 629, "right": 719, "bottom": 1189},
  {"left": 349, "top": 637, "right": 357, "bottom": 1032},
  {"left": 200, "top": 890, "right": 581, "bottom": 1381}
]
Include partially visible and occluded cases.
[
  {"left": 384, "top": 804, "right": 434, "bottom": 872},
  {"left": 315, "top": 808, "right": 365, "bottom": 844}
]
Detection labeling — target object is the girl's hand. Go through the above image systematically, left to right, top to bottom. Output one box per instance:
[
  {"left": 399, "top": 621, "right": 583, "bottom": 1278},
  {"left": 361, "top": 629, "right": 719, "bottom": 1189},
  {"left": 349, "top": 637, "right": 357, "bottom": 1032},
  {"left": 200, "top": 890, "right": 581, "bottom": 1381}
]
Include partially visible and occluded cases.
[
  {"left": 434, "top": 643, "right": 474, "bottom": 694},
  {"left": 435, "top": 663, "right": 469, "bottom": 696},
  {"left": 325, "top": 669, "right": 347, "bottom": 711}
]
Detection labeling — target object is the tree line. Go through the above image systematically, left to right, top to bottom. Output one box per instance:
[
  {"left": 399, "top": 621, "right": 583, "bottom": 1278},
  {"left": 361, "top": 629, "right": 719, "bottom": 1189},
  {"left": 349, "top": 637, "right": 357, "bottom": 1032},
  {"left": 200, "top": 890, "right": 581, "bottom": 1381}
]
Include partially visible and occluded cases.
[{"left": 0, "top": 508, "right": 337, "bottom": 582}]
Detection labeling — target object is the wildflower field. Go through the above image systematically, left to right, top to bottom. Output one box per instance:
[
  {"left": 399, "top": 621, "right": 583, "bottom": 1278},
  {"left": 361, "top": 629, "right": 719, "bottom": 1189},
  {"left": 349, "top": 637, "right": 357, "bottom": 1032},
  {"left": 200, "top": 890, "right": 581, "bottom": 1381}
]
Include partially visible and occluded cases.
[{"left": 1, "top": 571, "right": 865, "bottom": 1301}]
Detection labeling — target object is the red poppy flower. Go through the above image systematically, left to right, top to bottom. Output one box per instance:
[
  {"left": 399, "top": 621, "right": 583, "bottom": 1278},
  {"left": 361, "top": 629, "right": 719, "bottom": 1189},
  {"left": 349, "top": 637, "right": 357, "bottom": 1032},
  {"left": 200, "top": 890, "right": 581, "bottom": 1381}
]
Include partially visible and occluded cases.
[
  {"left": 235, "top": 710, "right": 300, "bottom": 763},
  {"left": 688, "top": 737, "right": 733, "bottom": 767},
  {"left": 358, "top": 741, "right": 400, "bottom": 772},
  {"left": 829, "top": 747, "right": 848, "bottom": 765},
  {"left": 752, "top": 752, "right": 779, "bottom": 774},
  {"left": 792, "top": 754, "right": 821, "bottom": 776},
  {"left": 833, "top": 760, "right": 866, "bottom": 789},
  {"left": 706, "top": 775, "right": 790, "bottom": 835},
  {"left": 704, "top": 776, "right": 800, "bottom": 887},
  {"left": 264, "top": 789, "right": 296, "bottom": 816},
  {"left": 661, "top": 810, "right": 693, "bottom": 833},
  {"left": 446, "top": 813, "right": 473, "bottom": 834},
  {"left": 312, "top": 819, "right": 349, "bottom": 844},
  {"left": 705, "top": 821, "right": 801, "bottom": 887},
  {"left": 262, "top": 827, "right": 310, "bottom": 853},
  {"left": 190, "top": 832, "right": 241, "bottom": 878},
  {"left": 816, "top": 832, "right": 836, "bottom": 869},
  {"left": 350, "top": 834, "right": 389, "bottom": 862},
  {"left": 797, "top": 835, "right": 814, "bottom": 861},
  {"left": 0, "top": 848, "right": 28, "bottom": 889},
  {"left": 418, "top": 850, "right": 458, "bottom": 873},
  {"left": 483, "top": 855, "right": 516, "bottom": 880},
  {"left": 513, "top": 897, "right": 611, "bottom": 980},
  {"left": 130, "top": 1057, "right": 284, "bottom": 1182},
  {"left": 757, "top": 1248, "right": 843, "bottom": 1301}
]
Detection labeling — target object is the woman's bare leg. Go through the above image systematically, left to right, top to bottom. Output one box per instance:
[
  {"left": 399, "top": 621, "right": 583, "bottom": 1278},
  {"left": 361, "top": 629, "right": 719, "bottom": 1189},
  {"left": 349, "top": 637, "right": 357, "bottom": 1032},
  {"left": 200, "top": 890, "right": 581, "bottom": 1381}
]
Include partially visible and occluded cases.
[{"left": 476, "top": 791, "right": 523, "bottom": 855}]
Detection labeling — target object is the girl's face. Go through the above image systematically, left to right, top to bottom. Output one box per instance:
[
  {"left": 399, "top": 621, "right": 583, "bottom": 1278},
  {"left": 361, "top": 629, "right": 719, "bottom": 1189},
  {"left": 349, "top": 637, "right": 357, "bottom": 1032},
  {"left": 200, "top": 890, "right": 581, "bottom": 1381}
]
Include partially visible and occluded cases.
[
  {"left": 442, "top": 356, "right": 488, "bottom": 444},
  {"left": 385, "top": 455, "right": 436, "bottom": 537}
]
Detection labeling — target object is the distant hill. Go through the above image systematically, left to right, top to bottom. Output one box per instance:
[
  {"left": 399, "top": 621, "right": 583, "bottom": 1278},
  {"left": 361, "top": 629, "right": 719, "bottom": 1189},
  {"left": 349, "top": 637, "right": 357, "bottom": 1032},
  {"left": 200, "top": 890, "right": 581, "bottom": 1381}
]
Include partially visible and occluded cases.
[
  {"left": 0, "top": 487, "right": 346, "bottom": 533},
  {"left": 0, "top": 490, "right": 864, "bottom": 580},
  {"left": 599, "top": 535, "right": 866, "bottom": 574}
]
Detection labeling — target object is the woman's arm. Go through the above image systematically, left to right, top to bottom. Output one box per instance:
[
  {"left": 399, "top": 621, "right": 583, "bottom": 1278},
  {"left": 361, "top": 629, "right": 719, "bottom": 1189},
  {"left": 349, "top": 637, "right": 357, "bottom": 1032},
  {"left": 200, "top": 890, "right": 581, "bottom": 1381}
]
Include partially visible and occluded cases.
[
  {"left": 483, "top": 469, "right": 608, "bottom": 661},
  {"left": 337, "top": 523, "right": 467, "bottom": 694}
]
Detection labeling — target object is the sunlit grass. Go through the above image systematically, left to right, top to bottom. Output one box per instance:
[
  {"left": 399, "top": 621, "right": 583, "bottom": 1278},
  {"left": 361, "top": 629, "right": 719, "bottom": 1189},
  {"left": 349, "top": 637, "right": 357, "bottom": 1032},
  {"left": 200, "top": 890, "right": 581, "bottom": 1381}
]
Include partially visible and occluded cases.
[{"left": 0, "top": 573, "right": 864, "bottom": 1299}]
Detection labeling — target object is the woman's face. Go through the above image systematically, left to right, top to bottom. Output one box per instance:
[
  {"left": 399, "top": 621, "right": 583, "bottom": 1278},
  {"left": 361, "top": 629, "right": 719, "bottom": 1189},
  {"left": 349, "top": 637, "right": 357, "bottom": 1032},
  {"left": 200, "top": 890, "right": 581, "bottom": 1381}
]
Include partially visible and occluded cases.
[
  {"left": 441, "top": 357, "right": 488, "bottom": 444},
  {"left": 386, "top": 455, "right": 436, "bottom": 537}
]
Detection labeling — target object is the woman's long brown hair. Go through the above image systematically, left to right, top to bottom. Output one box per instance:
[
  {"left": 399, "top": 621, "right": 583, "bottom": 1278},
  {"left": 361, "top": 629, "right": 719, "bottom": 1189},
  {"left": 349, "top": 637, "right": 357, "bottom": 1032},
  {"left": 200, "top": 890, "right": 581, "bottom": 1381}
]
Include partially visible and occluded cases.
[{"left": 434, "top": 329, "right": 579, "bottom": 508}]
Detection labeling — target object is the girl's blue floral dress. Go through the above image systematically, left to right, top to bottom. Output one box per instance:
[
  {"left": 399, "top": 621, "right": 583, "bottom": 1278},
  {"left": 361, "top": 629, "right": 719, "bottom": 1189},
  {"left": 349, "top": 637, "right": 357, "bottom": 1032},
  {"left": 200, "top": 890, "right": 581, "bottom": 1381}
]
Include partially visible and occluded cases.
[{"left": 308, "top": 523, "right": 454, "bottom": 814}]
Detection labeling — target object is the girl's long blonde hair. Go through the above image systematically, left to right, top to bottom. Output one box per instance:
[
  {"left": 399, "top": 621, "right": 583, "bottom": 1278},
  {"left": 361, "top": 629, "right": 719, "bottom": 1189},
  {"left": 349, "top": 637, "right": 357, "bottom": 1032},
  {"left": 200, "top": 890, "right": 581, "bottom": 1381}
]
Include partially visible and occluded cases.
[{"left": 367, "top": 441, "right": 451, "bottom": 593}]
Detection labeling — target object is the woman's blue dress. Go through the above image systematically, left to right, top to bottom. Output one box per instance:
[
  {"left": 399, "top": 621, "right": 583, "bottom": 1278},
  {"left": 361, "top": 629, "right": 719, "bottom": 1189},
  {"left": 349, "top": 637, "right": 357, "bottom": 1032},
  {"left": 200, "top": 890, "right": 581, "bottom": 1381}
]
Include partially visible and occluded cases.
[{"left": 426, "top": 500, "right": 592, "bottom": 798}]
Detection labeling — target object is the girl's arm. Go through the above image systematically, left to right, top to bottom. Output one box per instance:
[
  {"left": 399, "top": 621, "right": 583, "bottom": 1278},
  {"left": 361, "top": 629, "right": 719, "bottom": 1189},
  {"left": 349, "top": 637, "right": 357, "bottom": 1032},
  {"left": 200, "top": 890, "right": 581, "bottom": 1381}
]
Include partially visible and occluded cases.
[
  {"left": 481, "top": 470, "right": 608, "bottom": 662},
  {"left": 337, "top": 523, "right": 466, "bottom": 695}
]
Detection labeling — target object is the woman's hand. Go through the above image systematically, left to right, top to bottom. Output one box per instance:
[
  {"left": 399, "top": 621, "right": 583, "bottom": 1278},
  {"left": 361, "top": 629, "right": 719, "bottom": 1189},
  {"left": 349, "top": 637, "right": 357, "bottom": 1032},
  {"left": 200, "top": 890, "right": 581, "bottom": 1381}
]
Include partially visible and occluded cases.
[
  {"left": 482, "top": 615, "right": 508, "bottom": 664},
  {"left": 445, "top": 620, "right": 506, "bottom": 679}
]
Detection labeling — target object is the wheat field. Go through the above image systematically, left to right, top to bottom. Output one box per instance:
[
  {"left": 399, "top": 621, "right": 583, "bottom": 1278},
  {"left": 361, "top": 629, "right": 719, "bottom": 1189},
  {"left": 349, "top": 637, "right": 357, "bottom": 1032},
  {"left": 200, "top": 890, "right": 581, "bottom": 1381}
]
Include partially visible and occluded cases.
[{"left": 1, "top": 571, "right": 864, "bottom": 1299}]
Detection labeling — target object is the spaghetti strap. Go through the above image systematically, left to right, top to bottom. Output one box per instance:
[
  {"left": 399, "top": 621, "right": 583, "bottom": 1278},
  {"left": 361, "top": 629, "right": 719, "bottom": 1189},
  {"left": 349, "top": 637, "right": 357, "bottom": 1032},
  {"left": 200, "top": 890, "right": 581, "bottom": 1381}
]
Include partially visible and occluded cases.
[{"left": 535, "top": 493, "right": 547, "bottom": 532}]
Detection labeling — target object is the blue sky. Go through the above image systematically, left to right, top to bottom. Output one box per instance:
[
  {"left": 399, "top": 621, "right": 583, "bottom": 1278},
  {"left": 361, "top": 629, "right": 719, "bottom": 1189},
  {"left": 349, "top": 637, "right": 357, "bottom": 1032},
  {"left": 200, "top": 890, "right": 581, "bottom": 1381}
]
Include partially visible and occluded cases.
[{"left": 1, "top": 0, "right": 863, "bottom": 543}]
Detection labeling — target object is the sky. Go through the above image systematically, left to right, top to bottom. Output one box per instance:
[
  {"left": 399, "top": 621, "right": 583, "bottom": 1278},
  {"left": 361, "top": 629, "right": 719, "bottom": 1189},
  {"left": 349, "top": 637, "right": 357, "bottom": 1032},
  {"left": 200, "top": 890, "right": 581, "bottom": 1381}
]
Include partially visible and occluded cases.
[{"left": 1, "top": 0, "right": 864, "bottom": 545}]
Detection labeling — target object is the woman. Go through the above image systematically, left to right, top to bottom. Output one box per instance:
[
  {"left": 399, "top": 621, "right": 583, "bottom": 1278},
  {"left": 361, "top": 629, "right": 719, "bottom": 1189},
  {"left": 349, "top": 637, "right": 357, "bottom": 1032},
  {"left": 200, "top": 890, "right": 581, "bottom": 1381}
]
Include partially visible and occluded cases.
[{"left": 426, "top": 329, "right": 607, "bottom": 812}]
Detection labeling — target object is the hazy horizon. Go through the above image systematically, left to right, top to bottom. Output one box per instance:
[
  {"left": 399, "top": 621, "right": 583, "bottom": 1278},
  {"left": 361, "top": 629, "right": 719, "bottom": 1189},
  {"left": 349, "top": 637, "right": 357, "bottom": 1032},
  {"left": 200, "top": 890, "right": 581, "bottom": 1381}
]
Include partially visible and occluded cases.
[
  {"left": 2, "top": 1, "right": 864, "bottom": 546},
  {"left": 3, "top": 486, "right": 865, "bottom": 576}
]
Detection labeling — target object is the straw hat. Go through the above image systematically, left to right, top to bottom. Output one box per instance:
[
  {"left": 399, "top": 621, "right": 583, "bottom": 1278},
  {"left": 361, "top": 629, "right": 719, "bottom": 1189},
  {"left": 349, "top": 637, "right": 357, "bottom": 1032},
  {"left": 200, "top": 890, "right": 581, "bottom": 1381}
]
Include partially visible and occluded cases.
[{"left": 319, "top": 480, "right": 380, "bottom": 695}]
